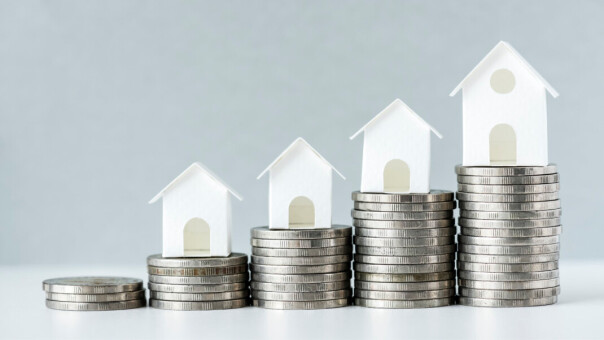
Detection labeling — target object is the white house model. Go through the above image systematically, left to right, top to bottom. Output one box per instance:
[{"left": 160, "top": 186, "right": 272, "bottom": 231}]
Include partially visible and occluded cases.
[
  {"left": 450, "top": 41, "right": 559, "bottom": 166},
  {"left": 350, "top": 98, "right": 442, "bottom": 194},
  {"left": 257, "top": 138, "right": 345, "bottom": 230},
  {"left": 149, "top": 162, "right": 242, "bottom": 258}
]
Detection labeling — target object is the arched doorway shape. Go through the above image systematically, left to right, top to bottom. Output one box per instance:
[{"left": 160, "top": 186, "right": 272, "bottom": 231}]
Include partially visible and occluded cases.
[
  {"left": 489, "top": 124, "right": 517, "bottom": 165},
  {"left": 383, "top": 159, "right": 410, "bottom": 193},
  {"left": 288, "top": 196, "right": 315, "bottom": 229},
  {"left": 183, "top": 218, "right": 210, "bottom": 256}
]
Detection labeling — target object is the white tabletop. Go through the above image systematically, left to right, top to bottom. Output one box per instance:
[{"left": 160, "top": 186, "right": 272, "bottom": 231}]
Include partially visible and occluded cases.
[{"left": 2, "top": 261, "right": 602, "bottom": 340}]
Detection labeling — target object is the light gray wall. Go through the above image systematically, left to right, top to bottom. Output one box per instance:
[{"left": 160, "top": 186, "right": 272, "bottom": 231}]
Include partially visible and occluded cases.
[{"left": 1, "top": 0, "right": 600, "bottom": 264}]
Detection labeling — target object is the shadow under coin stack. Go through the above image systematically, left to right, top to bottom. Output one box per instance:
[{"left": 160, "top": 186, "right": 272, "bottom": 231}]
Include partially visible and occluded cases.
[
  {"left": 456, "top": 165, "right": 562, "bottom": 307},
  {"left": 351, "top": 191, "right": 457, "bottom": 308},
  {"left": 250, "top": 226, "right": 353, "bottom": 309},
  {"left": 147, "top": 253, "right": 250, "bottom": 310},
  {"left": 43, "top": 277, "right": 146, "bottom": 311}
]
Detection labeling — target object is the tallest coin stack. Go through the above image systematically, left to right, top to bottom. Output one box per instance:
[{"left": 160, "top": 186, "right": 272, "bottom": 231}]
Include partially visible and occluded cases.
[{"left": 455, "top": 165, "right": 562, "bottom": 307}]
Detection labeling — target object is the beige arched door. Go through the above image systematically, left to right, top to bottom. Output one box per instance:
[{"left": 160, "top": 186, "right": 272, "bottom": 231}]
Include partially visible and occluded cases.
[
  {"left": 490, "top": 124, "right": 517, "bottom": 165},
  {"left": 383, "top": 159, "right": 410, "bottom": 193},
  {"left": 288, "top": 196, "right": 315, "bottom": 229},
  {"left": 183, "top": 218, "right": 210, "bottom": 256}
]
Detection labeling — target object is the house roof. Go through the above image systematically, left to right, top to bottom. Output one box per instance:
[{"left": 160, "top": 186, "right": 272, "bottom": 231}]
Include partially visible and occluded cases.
[
  {"left": 450, "top": 41, "right": 559, "bottom": 98},
  {"left": 349, "top": 98, "right": 443, "bottom": 140},
  {"left": 257, "top": 137, "right": 346, "bottom": 180},
  {"left": 149, "top": 162, "right": 243, "bottom": 204}
]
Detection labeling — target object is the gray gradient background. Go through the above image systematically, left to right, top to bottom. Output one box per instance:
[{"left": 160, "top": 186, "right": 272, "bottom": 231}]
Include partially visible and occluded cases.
[{"left": 1, "top": 1, "right": 600, "bottom": 264}]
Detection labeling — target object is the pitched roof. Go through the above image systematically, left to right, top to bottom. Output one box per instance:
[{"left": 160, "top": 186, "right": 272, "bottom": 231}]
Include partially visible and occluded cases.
[
  {"left": 450, "top": 41, "right": 559, "bottom": 97},
  {"left": 350, "top": 98, "right": 443, "bottom": 140},
  {"left": 257, "top": 137, "right": 345, "bottom": 180},
  {"left": 149, "top": 162, "right": 243, "bottom": 204}
]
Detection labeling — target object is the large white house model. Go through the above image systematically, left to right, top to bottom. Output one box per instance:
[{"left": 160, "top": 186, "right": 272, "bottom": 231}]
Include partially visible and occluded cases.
[
  {"left": 450, "top": 41, "right": 559, "bottom": 166},
  {"left": 350, "top": 98, "right": 442, "bottom": 193},
  {"left": 257, "top": 138, "right": 345, "bottom": 230},
  {"left": 149, "top": 162, "right": 242, "bottom": 257}
]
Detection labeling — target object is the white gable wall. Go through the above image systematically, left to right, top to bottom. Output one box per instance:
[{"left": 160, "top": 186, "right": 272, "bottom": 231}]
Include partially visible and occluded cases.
[
  {"left": 462, "top": 48, "right": 548, "bottom": 166},
  {"left": 361, "top": 108, "right": 431, "bottom": 193},
  {"left": 268, "top": 143, "right": 332, "bottom": 229},
  {"left": 161, "top": 168, "right": 231, "bottom": 257}
]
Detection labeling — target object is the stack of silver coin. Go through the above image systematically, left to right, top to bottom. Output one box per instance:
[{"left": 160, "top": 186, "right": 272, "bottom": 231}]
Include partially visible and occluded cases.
[
  {"left": 456, "top": 165, "right": 562, "bottom": 307},
  {"left": 351, "top": 191, "right": 457, "bottom": 308},
  {"left": 250, "top": 226, "right": 353, "bottom": 310},
  {"left": 147, "top": 253, "right": 250, "bottom": 310},
  {"left": 43, "top": 276, "right": 146, "bottom": 311}
]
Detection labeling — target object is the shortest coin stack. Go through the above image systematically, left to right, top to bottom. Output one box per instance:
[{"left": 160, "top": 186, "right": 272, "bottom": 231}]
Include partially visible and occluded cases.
[
  {"left": 351, "top": 190, "right": 457, "bottom": 309},
  {"left": 250, "top": 225, "right": 353, "bottom": 310},
  {"left": 147, "top": 253, "right": 250, "bottom": 310},
  {"left": 43, "top": 277, "right": 146, "bottom": 311}
]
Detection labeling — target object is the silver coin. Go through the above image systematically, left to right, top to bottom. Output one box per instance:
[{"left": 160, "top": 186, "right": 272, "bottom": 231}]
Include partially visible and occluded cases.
[
  {"left": 455, "top": 164, "right": 558, "bottom": 176},
  {"left": 457, "top": 174, "right": 559, "bottom": 185},
  {"left": 458, "top": 183, "right": 560, "bottom": 194},
  {"left": 352, "top": 190, "right": 454, "bottom": 203},
  {"left": 456, "top": 192, "right": 560, "bottom": 203},
  {"left": 459, "top": 200, "right": 561, "bottom": 212},
  {"left": 353, "top": 201, "right": 456, "bottom": 212},
  {"left": 460, "top": 209, "right": 562, "bottom": 220},
  {"left": 352, "top": 210, "right": 453, "bottom": 221},
  {"left": 458, "top": 218, "right": 561, "bottom": 229},
  {"left": 353, "top": 219, "right": 455, "bottom": 229},
  {"left": 250, "top": 225, "right": 352, "bottom": 239},
  {"left": 461, "top": 226, "right": 562, "bottom": 237},
  {"left": 355, "top": 227, "right": 456, "bottom": 238},
  {"left": 459, "top": 235, "right": 560, "bottom": 246},
  {"left": 354, "top": 236, "right": 455, "bottom": 247},
  {"left": 251, "top": 237, "right": 350, "bottom": 249},
  {"left": 458, "top": 244, "right": 560, "bottom": 255},
  {"left": 252, "top": 245, "right": 352, "bottom": 257},
  {"left": 355, "top": 245, "right": 456, "bottom": 256},
  {"left": 457, "top": 252, "right": 560, "bottom": 264},
  {"left": 146, "top": 253, "right": 248, "bottom": 268},
  {"left": 354, "top": 254, "right": 454, "bottom": 265},
  {"left": 251, "top": 255, "right": 351, "bottom": 266},
  {"left": 458, "top": 261, "right": 558, "bottom": 273},
  {"left": 353, "top": 262, "right": 454, "bottom": 274},
  {"left": 250, "top": 263, "right": 349, "bottom": 274},
  {"left": 147, "top": 264, "right": 248, "bottom": 277},
  {"left": 458, "top": 270, "right": 559, "bottom": 281},
  {"left": 252, "top": 271, "right": 351, "bottom": 284},
  {"left": 355, "top": 271, "right": 455, "bottom": 283},
  {"left": 148, "top": 273, "right": 248, "bottom": 285},
  {"left": 42, "top": 277, "right": 143, "bottom": 294},
  {"left": 458, "top": 278, "right": 560, "bottom": 290},
  {"left": 355, "top": 279, "right": 455, "bottom": 291},
  {"left": 250, "top": 281, "right": 350, "bottom": 293},
  {"left": 148, "top": 282, "right": 247, "bottom": 293},
  {"left": 459, "top": 286, "right": 561, "bottom": 299},
  {"left": 354, "top": 288, "right": 455, "bottom": 301},
  {"left": 252, "top": 289, "right": 351, "bottom": 301},
  {"left": 45, "top": 290, "right": 146, "bottom": 303},
  {"left": 150, "top": 290, "right": 249, "bottom": 301},
  {"left": 458, "top": 296, "right": 557, "bottom": 307},
  {"left": 354, "top": 297, "right": 454, "bottom": 309},
  {"left": 253, "top": 298, "right": 349, "bottom": 310},
  {"left": 45, "top": 299, "right": 146, "bottom": 311},
  {"left": 150, "top": 299, "right": 248, "bottom": 310}
]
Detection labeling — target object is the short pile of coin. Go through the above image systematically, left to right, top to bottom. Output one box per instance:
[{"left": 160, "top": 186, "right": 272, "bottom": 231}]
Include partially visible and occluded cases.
[
  {"left": 456, "top": 165, "right": 562, "bottom": 307},
  {"left": 351, "top": 191, "right": 457, "bottom": 308},
  {"left": 250, "top": 226, "right": 353, "bottom": 309},
  {"left": 147, "top": 253, "right": 250, "bottom": 310},
  {"left": 43, "top": 276, "right": 146, "bottom": 311}
]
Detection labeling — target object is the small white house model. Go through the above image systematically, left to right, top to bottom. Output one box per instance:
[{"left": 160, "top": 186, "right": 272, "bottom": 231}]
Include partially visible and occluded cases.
[
  {"left": 450, "top": 41, "right": 559, "bottom": 166},
  {"left": 350, "top": 98, "right": 442, "bottom": 193},
  {"left": 257, "top": 138, "right": 345, "bottom": 230},
  {"left": 149, "top": 162, "right": 242, "bottom": 258}
]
